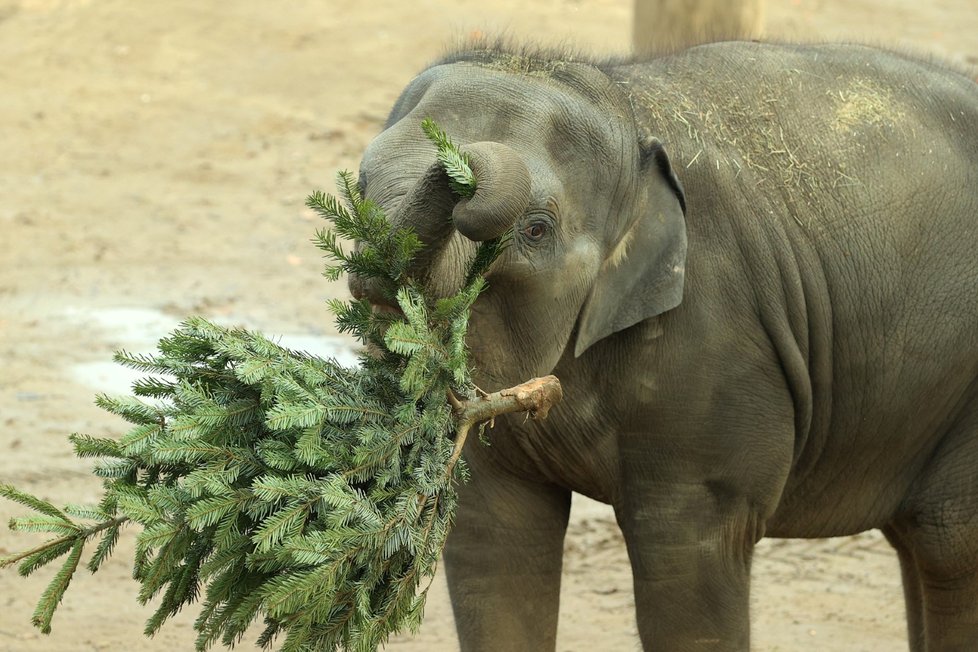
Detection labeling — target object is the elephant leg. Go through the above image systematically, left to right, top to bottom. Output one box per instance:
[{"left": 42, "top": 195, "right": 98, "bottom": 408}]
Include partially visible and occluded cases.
[
  {"left": 895, "top": 424, "right": 978, "bottom": 651},
  {"left": 443, "top": 446, "right": 571, "bottom": 652},
  {"left": 616, "top": 479, "right": 760, "bottom": 651},
  {"left": 883, "top": 525, "right": 926, "bottom": 652},
  {"left": 893, "top": 525, "right": 978, "bottom": 652},
  {"left": 919, "top": 570, "right": 978, "bottom": 652}
]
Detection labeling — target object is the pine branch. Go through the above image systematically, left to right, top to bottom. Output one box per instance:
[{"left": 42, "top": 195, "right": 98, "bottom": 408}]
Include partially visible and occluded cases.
[
  {"left": 421, "top": 118, "right": 477, "bottom": 197},
  {"left": 0, "top": 119, "right": 562, "bottom": 651},
  {"left": 443, "top": 376, "right": 562, "bottom": 483},
  {"left": 0, "top": 484, "right": 71, "bottom": 522},
  {"left": 0, "top": 516, "right": 131, "bottom": 571},
  {"left": 31, "top": 539, "right": 84, "bottom": 634}
]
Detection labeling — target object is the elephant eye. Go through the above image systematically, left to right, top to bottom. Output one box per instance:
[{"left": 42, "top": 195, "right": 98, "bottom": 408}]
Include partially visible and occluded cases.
[{"left": 522, "top": 222, "right": 548, "bottom": 241}]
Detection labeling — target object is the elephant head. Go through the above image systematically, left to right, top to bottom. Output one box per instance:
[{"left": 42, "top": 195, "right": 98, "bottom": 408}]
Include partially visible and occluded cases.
[{"left": 350, "top": 53, "right": 687, "bottom": 389}]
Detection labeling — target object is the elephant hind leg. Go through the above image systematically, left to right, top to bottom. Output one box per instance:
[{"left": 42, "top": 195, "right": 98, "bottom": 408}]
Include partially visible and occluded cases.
[
  {"left": 891, "top": 425, "right": 978, "bottom": 650},
  {"left": 886, "top": 515, "right": 978, "bottom": 651},
  {"left": 882, "top": 525, "right": 925, "bottom": 652}
]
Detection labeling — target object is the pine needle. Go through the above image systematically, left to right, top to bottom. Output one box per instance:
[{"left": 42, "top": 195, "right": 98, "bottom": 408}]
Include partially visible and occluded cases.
[{"left": 0, "top": 119, "right": 549, "bottom": 652}]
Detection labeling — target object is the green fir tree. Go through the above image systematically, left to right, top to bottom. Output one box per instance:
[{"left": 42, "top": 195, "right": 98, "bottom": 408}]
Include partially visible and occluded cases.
[{"left": 0, "top": 122, "right": 560, "bottom": 651}]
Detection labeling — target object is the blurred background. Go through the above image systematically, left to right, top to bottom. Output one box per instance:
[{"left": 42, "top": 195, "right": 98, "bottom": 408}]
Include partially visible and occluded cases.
[{"left": 0, "top": 1, "right": 975, "bottom": 650}]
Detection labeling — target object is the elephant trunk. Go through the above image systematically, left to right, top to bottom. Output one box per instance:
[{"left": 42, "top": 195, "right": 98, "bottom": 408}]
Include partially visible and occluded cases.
[
  {"left": 350, "top": 141, "right": 531, "bottom": 304},
  {"left": 451, "top": 141, "right": 532, "bottom": 242},
  {"left": 392, "top": 162, "right": 459, "bottom": 273}
]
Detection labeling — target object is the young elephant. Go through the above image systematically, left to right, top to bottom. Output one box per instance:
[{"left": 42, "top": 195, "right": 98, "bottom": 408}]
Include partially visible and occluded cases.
[{"left": 350, "top": 41, "right": 978, "bottom": 651}]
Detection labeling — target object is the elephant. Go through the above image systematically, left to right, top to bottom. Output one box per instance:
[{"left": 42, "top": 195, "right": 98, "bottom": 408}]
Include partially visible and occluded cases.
[
  {"left": 633, "top": 0, "right": 764, "bottom": 56},
  {"left": 349, "top": 40, "right": 978, "bottom": 651}
]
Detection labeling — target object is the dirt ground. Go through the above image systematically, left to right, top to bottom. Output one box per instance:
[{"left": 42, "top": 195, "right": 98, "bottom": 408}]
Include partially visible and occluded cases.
[{"left": 0, "top": 1, "right": 976, "bottom": 650}]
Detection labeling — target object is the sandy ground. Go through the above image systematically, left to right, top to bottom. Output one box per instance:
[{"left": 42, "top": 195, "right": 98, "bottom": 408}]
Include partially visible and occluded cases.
[{"left": 0, "top": 1, "right": 976, "bottom": 650}]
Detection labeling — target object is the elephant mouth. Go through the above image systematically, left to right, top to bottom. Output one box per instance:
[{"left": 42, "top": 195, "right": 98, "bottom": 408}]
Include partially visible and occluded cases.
[
  {"left": 348, "top": 274, "right": 405, "bottom": 319},
  {"left": 370, "top": 302, "right": 404, "bottom": 318}
]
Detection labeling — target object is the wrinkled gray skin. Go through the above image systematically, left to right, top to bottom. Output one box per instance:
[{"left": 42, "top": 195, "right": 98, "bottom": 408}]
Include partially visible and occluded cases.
[{"left": 350, "top": 42, "right": 978, "bottom": 651}]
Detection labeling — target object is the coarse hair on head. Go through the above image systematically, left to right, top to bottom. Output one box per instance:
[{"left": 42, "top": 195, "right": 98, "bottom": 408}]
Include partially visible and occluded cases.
[{"left": 432, "top": 33, "right": 629, "bottom": 77}]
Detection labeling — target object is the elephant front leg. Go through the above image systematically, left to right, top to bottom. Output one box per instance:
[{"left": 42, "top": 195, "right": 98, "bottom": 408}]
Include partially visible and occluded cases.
[
  {"left": 443, "top": 458, "right": 572, "bottom": 652},
  {"left": 617, "top": 480, "right": 762, "bottom": 651}
]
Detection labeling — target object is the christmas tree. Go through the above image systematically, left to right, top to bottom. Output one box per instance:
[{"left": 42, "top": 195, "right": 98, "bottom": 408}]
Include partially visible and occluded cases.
[{"left": 0, "top": 121, "right": 561, "bottom": 651}]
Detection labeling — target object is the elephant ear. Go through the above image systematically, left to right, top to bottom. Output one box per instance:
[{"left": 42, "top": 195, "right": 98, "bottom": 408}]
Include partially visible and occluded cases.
[{"left": 574, "top": 138, "right": 687, "bottom": 357}]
